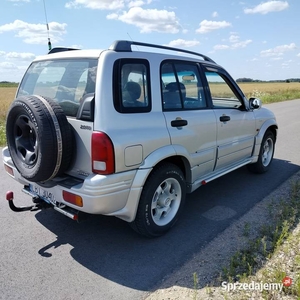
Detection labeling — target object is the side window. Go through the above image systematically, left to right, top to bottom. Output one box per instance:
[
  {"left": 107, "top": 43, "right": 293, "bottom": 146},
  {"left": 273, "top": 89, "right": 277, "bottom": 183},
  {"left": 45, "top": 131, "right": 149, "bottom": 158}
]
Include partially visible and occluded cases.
[
  {"left": 113, "top": 59, "right": 151, "bottom": 113},
  {"left": 161, "top": 62, "right": 206, "bottom": 111},
  {"left": 205, "top": 71, "right": 243, "bottom": 109}
]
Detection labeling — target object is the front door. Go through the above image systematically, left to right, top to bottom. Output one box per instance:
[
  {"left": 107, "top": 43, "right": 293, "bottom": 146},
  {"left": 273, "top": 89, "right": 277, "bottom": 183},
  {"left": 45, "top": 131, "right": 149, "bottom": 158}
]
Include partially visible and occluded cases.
[{"left": 204, "top": 69, "right": 257, "bottom": 170}]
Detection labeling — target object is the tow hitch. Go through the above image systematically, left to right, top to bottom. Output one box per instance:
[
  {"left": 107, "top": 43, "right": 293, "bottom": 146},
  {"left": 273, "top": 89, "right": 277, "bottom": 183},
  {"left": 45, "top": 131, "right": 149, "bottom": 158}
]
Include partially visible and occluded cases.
[
  {"left": 5, "top": 189, "right": 88, "bottom": 222},
  {"left": 6, "top": 191, "right": 51, "bottom": 212}
]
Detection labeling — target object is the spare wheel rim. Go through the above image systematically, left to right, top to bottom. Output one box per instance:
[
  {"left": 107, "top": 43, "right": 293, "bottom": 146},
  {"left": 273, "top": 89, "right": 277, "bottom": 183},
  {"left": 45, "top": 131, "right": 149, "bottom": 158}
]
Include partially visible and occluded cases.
[{"left": 14, "top": 114, "right": 38, "bottom": 166}]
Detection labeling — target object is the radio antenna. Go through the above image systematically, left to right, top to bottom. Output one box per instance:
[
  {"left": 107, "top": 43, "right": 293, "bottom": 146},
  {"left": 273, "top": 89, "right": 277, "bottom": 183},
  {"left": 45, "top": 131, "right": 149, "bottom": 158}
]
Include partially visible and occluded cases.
[
  {"left": 43, "top": 0, "right": 52, "bottom": 51},
  {"left": 127, "top": 32, "right": 139, "bottom": 50}
]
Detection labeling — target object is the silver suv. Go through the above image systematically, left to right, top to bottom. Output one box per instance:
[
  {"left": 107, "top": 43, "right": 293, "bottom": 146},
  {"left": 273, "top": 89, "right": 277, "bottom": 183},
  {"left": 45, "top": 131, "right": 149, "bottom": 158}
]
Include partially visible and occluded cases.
[{"left": 2, "top": 40, "right": 278, "bottom": 237}]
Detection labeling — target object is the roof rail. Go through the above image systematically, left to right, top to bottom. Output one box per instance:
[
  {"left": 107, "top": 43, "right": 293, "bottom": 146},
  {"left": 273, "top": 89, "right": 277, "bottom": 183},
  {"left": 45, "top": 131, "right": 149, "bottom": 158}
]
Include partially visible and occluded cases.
[
  {"left": 109, "top": 40, "right": 216, "bottom": 63},
  {"left": 48, "top": 47, "right": 80, "bottom": 54}
]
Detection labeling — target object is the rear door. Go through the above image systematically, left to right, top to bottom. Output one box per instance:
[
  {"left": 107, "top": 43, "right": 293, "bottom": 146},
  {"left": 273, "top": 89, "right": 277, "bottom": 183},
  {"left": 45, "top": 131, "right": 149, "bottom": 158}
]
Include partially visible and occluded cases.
[
  {"left": 161, "top": 61, "right": 217, "bottom": 182},
  {"left": 203, "top": 67, "right": 257, "bottom": 170}
]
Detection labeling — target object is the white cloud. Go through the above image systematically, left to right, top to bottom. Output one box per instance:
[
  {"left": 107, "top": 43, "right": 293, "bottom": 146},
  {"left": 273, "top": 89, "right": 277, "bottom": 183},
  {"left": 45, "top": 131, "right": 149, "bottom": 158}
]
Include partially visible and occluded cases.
[
  {"left": 7, "top": 0, "right": 30, "bottom": 2},
  {"left": 65, "top": 0, "right": 125, "bottom": 10},
  {"left": 128, "top": 0, "right": 152, "bottom": 8},
  {"left": 128, "top": 0, "right": 144, "bottom": 7},
  {"left": 244, "top": 1, "right": 289, "bottom": 15},
  {"left": 107, "top": 7, "right": 181, "bottom": 33},
  {"left": 212, "top": 11, "right": 218, "bottom": 18},
  {"left": 107, "top": 13, "right": 119, "bottom": 19},
  {"left": 0, "top": 20, "right": 67, "bottom": 44},
  {"left": 196, "top": 20, "right": 231, "bottom": 34},
  {"left": 213, "top": 33, "right": 252, "bottom": 51},
  {"left": 214, "top": 33, "right": 252, "bottom": 51},
  {"left": 229, "top": 34, "right": 240, "bottom": 43},
  {"left": 166, "top": 39, "right": 200, "bottom": 48},
  {"left": 231, "top": 39, "right": 252, "bottom": 49},
  {"left": 261, "top": 43, "right": 297, "bottom": 57},
  {"left": 213, "top": 45, "right": 230, "bottom": 50},
  {"left": 0, "top": 50, "right": 36, "bottom": 82},
  {"left": 6, "top": 52, "right": 35, "bottom": 60},
  {"left": 270, "top": 56, "right": 283, "bottom": 61},
  {"left": 0, "top": 62, "right": 17, "bottom": 69},
  {"left": 281, "top": 62, "right": 290, "bottom": 68}
]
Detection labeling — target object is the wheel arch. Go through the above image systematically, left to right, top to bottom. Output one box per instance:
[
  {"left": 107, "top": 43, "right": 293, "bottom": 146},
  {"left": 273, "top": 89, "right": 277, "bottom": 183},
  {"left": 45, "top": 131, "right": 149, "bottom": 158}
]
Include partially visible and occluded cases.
[
  {"left": 256, "top": 120, "right": 278, "bottom": 144},
  {"left": 252, "top": 121, "right": 278, "bottom": 159},
  {"left": 141, "top": 144, "right": 192, "bottom": 184}
]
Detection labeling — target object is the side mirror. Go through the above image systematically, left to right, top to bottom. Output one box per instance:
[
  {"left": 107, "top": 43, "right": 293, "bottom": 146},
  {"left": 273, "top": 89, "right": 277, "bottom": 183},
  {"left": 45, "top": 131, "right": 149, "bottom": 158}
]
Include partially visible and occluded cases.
[{"left": 249, "top": 97, "right": 262, "bottom": 110}]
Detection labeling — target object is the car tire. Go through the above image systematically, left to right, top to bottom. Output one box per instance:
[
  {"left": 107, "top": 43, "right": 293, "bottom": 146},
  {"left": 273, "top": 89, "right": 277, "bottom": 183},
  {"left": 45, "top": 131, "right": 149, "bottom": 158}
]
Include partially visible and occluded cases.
[
  {"left": 6, "top": 95, "right": 73, "bottom": 182},
  {"left": 248, "top": 130, "right": 275, "bottom": 174},
  {"left": 131, "top": 163, "right": 186, "bottom": 237}
]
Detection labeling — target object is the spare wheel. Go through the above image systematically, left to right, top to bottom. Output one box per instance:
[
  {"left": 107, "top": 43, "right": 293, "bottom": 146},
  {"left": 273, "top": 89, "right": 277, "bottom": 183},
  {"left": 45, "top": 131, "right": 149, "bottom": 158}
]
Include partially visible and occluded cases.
[{"left": 6, "top": 95, "right": 73, "bottom": 182}]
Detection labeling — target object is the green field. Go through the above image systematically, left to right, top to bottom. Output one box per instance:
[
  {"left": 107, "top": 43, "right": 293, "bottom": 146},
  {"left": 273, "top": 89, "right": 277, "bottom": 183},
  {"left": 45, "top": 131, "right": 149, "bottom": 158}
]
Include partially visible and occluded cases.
[
  {"left": 239, "top": 81, "right": 300, "bottom": 103},
  {"left": 1, "top": 82, "right": 300, "bottom": 146},
  {"left": 0, "top": 87, "right": 16, "bottom": 146}
]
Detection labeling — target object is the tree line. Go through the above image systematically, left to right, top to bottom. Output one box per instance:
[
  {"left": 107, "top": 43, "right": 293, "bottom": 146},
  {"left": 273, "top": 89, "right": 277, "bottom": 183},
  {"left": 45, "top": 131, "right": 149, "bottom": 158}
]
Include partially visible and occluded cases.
[
  {"left": 236, "top": 78, "right": 300, "bottom": 83},
  {"left": 0, "top": 81, "right": 19, "bottom": 87}
]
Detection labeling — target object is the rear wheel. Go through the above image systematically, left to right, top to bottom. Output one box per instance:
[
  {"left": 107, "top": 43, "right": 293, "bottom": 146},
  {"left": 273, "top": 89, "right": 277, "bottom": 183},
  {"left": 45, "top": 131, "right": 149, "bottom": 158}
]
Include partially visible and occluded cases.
[
  {"left": 248, "top": 130, "right": 275, "bottom": 174},
  {"left": 131, "top": 163, "right": 186, "bottom": 237}
]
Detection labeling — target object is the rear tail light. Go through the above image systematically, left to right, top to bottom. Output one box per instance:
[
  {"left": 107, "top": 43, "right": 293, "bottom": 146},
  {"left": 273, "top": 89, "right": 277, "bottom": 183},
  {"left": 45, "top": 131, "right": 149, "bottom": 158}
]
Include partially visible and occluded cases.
[{"left": 91, "top": 131, "right": 115, "bottom": 175}]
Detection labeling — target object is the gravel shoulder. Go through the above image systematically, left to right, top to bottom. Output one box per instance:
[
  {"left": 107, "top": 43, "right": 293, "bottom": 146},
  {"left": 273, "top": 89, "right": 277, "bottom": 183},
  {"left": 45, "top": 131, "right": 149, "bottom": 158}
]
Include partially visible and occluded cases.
[{"left": 144, "top": 170, "right": 300, "bottom": 300}]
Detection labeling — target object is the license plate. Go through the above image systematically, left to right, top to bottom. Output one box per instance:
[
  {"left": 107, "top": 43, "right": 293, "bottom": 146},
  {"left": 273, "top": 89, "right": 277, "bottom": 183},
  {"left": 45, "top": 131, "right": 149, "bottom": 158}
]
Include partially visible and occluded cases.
[{"left": 30, "top": 184, "right": 56, "bottom": 205}]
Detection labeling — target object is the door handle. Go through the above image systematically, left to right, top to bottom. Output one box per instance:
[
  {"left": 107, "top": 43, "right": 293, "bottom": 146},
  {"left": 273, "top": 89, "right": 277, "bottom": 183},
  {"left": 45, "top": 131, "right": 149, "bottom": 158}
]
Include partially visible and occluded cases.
[
  {"left": 220, "top": 115, "right": 230, "bottom": 122},
  {"left": 171, "top": 119, "right": 188, "bottom": 127}
]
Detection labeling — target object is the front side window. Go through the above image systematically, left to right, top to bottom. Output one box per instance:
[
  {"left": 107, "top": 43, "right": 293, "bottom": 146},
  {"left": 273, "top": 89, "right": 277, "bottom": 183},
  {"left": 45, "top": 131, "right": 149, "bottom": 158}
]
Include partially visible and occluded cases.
[
  {"left": 17, "top": 59, "right": 98, "bottom": 117},
  {"left": 113, "top": 59, "right": 151, "bottom": 113},
  {"left": 161, "top": 62, "right": 206, "bottom": 111},
  {"left": 204, "top": 71, "right": 243, "bottom": 109}
]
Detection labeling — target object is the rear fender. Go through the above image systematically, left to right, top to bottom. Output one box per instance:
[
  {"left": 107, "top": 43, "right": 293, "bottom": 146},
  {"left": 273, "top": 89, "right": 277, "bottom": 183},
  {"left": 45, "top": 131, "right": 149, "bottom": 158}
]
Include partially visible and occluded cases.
[{"left": 109, "top": 145, "right": 192, "bottom": 222}]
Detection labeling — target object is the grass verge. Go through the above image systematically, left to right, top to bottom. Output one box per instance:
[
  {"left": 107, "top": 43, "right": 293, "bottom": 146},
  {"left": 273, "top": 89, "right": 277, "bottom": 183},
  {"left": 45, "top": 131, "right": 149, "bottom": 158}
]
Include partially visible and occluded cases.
[
  {"left": 0, "top": 87, "right": 16, "bottom": 146},
  {"left": 145, "top": 173, "right": 300, "bottom": 300},
  {"left": 215, "top": 179, "right": 300, "bottom": 299}
]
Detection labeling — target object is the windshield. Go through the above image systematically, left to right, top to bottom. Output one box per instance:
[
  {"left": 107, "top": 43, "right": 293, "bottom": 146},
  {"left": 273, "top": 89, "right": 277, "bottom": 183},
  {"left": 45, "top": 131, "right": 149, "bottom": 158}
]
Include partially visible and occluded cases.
[{"left": 17, "top": 58, "right": 98, "bottom": 117}]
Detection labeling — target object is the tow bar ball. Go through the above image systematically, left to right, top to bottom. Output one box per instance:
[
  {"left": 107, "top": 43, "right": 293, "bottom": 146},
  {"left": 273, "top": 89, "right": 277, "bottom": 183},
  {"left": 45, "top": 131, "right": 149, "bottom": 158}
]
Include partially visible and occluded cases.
[{"left": 6, "top": 191, "right": 13, "bottom": 201}]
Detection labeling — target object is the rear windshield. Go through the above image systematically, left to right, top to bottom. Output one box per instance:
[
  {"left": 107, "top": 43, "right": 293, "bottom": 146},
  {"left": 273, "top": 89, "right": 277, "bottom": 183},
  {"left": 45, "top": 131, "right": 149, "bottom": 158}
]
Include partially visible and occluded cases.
[{"left": 17, "top": 58, "right": 98, "bottom": 117}]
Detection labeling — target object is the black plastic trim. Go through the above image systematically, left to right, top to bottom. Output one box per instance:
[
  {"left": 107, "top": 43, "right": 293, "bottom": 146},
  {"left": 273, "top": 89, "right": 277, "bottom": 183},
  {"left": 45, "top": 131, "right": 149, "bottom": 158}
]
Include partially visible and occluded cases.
[{"left": 109, "top": 40, "right": 216, "bottom": 63}]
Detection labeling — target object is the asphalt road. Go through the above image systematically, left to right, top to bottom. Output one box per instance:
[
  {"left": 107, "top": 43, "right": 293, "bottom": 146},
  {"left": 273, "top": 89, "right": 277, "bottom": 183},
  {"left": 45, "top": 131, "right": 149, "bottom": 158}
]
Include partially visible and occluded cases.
[{"left": 0, "top": 99, "right": 300, "bottom": 300}]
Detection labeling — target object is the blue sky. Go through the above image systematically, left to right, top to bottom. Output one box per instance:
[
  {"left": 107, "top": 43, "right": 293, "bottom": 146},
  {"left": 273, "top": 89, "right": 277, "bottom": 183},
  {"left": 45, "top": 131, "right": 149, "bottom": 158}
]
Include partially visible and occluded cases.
[{"left": 0, "top": 0, "right": 299, "bottom": 82}]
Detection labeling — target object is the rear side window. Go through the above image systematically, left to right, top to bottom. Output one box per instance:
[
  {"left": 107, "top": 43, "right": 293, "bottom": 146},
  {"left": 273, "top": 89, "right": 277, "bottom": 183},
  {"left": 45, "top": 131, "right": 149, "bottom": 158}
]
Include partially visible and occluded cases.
[
  {"left": 17, "top": 59, "right": 98, "bottom": 117},
  {"left": 113, "top": 59, "right": 151, "bottom": 113},
  {"left": 161, "top": 61, "right": 207, "bottom": 111}
]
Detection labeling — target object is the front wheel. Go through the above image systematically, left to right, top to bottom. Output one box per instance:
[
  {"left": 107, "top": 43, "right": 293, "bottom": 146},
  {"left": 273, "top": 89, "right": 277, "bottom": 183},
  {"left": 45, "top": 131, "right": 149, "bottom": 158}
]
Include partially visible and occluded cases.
[
  {"left": 248, "top": 130, "right": 275, "bottom": 174},
  {"left": 131, "top": 163, "right": 186, "bottom": 237}
]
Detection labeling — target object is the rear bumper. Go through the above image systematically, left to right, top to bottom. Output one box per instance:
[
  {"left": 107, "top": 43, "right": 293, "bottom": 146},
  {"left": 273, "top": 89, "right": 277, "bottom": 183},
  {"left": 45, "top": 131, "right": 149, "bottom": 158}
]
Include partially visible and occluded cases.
[{"left": 2, "top": 147, "right": 145, "bottom": 222}]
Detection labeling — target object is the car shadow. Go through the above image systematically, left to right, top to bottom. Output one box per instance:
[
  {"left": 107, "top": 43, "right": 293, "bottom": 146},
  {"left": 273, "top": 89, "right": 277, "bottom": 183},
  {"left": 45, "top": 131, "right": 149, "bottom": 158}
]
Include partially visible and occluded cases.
[{"left": 35, "top": 158, "right": 299, "bottom": 291}]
